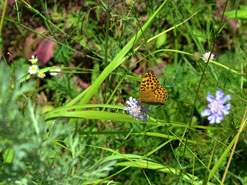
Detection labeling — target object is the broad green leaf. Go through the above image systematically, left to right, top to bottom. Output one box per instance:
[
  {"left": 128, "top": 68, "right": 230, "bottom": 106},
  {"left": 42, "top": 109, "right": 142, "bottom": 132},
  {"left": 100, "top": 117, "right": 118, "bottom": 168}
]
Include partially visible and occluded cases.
[{"left": 225, "top": 7, "right": 247, "bottom": 19}]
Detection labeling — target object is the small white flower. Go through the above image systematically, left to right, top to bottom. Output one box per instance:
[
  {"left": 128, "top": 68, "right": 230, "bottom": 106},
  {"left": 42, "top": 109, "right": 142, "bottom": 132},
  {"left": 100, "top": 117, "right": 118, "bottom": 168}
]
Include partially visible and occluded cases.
[
  {"left": 202, "top": 52, "right": 215, "bottom": 63},
  {"left": 29, "top": 55, "right": 38, "bottom": 64},
  {"left": 28, "top": 65, "right": 39, "bottom": 74},
  {"left": 50, "top": 66, "right": 61, "bottom": 76},
  {"left": 37, "top": 72, "right": 46, "bottom": 78}
]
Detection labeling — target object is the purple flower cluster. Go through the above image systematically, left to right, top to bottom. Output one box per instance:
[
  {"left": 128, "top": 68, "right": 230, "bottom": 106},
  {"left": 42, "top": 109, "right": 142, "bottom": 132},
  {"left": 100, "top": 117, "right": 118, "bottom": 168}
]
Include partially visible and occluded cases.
[
  {"left": 201, "top": 90, "right": 231, "bottom": 124},
  {"left": 124, "top": 97, "right": 151, "bottom": 122}
]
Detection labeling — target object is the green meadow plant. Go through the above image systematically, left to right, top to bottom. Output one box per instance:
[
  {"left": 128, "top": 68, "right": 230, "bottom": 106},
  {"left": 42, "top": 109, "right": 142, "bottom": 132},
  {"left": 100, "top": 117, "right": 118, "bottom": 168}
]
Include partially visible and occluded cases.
[
  {"left": 1, "top": 0, "right": 247, "bottom": 184},
  {"left": 0, "top": 62, "right": 115, "bottom": 184}
]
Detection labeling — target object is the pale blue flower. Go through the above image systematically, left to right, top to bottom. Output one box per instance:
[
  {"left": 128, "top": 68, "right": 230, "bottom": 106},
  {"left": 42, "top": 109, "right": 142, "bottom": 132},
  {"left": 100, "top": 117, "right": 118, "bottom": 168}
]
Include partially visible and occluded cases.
[
  {"left": 201, "top": 90, "right": 231, "bottom": 124},
  {"left": 124, "top": 97, "right": 151, "bottom": 122}
]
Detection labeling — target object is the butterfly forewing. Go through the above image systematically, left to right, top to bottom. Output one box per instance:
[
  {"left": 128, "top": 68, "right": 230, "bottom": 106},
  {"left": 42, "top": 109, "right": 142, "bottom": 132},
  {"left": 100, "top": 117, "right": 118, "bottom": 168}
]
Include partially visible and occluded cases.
[
  {"left": 139, "top": 70, "right": 168, "bottom": 105},
  {"left": 140, "top": 70, "right": 160, "bottom": 92}
]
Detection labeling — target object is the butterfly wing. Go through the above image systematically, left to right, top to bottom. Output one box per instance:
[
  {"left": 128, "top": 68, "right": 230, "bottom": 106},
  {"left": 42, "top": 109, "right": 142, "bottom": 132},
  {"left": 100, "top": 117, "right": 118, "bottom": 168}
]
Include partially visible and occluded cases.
[
  {"left": 139, "top": 70, "right": 167, "bottom": 105},
  {"left": 140, "top": 70, "right": 159, "bottom": 91},
  {"left": 152, "top": 86, "right": 168, "bottom": 105}
]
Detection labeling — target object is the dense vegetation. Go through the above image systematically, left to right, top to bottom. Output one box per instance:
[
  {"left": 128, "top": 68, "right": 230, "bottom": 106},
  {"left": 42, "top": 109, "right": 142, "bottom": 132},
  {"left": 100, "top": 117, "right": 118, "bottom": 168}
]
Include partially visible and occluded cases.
[{"left": 0, "top": 0, "right": 247, "bottom": 184}]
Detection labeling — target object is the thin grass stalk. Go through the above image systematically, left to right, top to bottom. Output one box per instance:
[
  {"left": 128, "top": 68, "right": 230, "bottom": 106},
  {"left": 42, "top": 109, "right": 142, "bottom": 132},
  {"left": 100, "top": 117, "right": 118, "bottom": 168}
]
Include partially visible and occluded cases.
[{"left": 220, "top": 106, "right": 247, "bottom": 185}]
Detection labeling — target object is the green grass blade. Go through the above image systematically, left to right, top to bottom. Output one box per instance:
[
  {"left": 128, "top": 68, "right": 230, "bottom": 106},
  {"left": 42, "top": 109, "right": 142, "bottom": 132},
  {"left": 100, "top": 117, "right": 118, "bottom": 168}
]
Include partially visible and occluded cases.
[
  {"left": 75, "top": 0, "right": 168, "bottom": 105},
  {"left": 208, "top": 134, "right": 237, "bottom": 181}
]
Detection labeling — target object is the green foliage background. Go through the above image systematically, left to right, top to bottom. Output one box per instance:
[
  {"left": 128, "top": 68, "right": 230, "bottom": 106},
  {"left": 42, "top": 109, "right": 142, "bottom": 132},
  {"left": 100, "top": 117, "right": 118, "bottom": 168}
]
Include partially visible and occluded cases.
[{"left": 0, "top": 0, "right": 247, "bottom": 184}]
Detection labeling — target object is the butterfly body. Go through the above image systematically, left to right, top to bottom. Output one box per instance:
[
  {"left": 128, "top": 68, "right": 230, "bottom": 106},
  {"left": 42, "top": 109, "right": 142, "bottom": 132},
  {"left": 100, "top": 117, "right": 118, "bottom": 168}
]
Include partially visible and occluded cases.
[{"left": 139, "top": 70, "right": 168, "bottom": 105}]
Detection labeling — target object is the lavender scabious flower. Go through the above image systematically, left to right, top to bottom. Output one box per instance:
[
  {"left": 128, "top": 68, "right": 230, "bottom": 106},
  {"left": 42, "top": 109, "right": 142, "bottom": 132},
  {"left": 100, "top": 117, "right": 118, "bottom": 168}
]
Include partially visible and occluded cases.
[
  {"left": 202, "top": 51, "right": 215, "bottom": 63},
  {"left": 201, "top": 90, "right": 231, "bottom": 124},
  {"left": 124, "top": 97, "right": 151, "bottom": 122}
]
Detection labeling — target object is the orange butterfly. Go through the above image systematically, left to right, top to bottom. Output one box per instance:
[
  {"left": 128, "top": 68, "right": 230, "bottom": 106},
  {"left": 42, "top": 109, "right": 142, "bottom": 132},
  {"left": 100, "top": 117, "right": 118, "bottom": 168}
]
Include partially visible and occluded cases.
[{"left": 139, "top": 70, "right": 168, "bottom": 105}]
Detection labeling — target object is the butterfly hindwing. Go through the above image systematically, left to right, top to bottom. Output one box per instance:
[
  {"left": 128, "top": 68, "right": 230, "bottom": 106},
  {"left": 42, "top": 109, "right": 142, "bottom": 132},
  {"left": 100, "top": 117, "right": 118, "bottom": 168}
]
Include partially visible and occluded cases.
[{"left": 153, "top": 86, "right": 168, "bottom": 104}]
